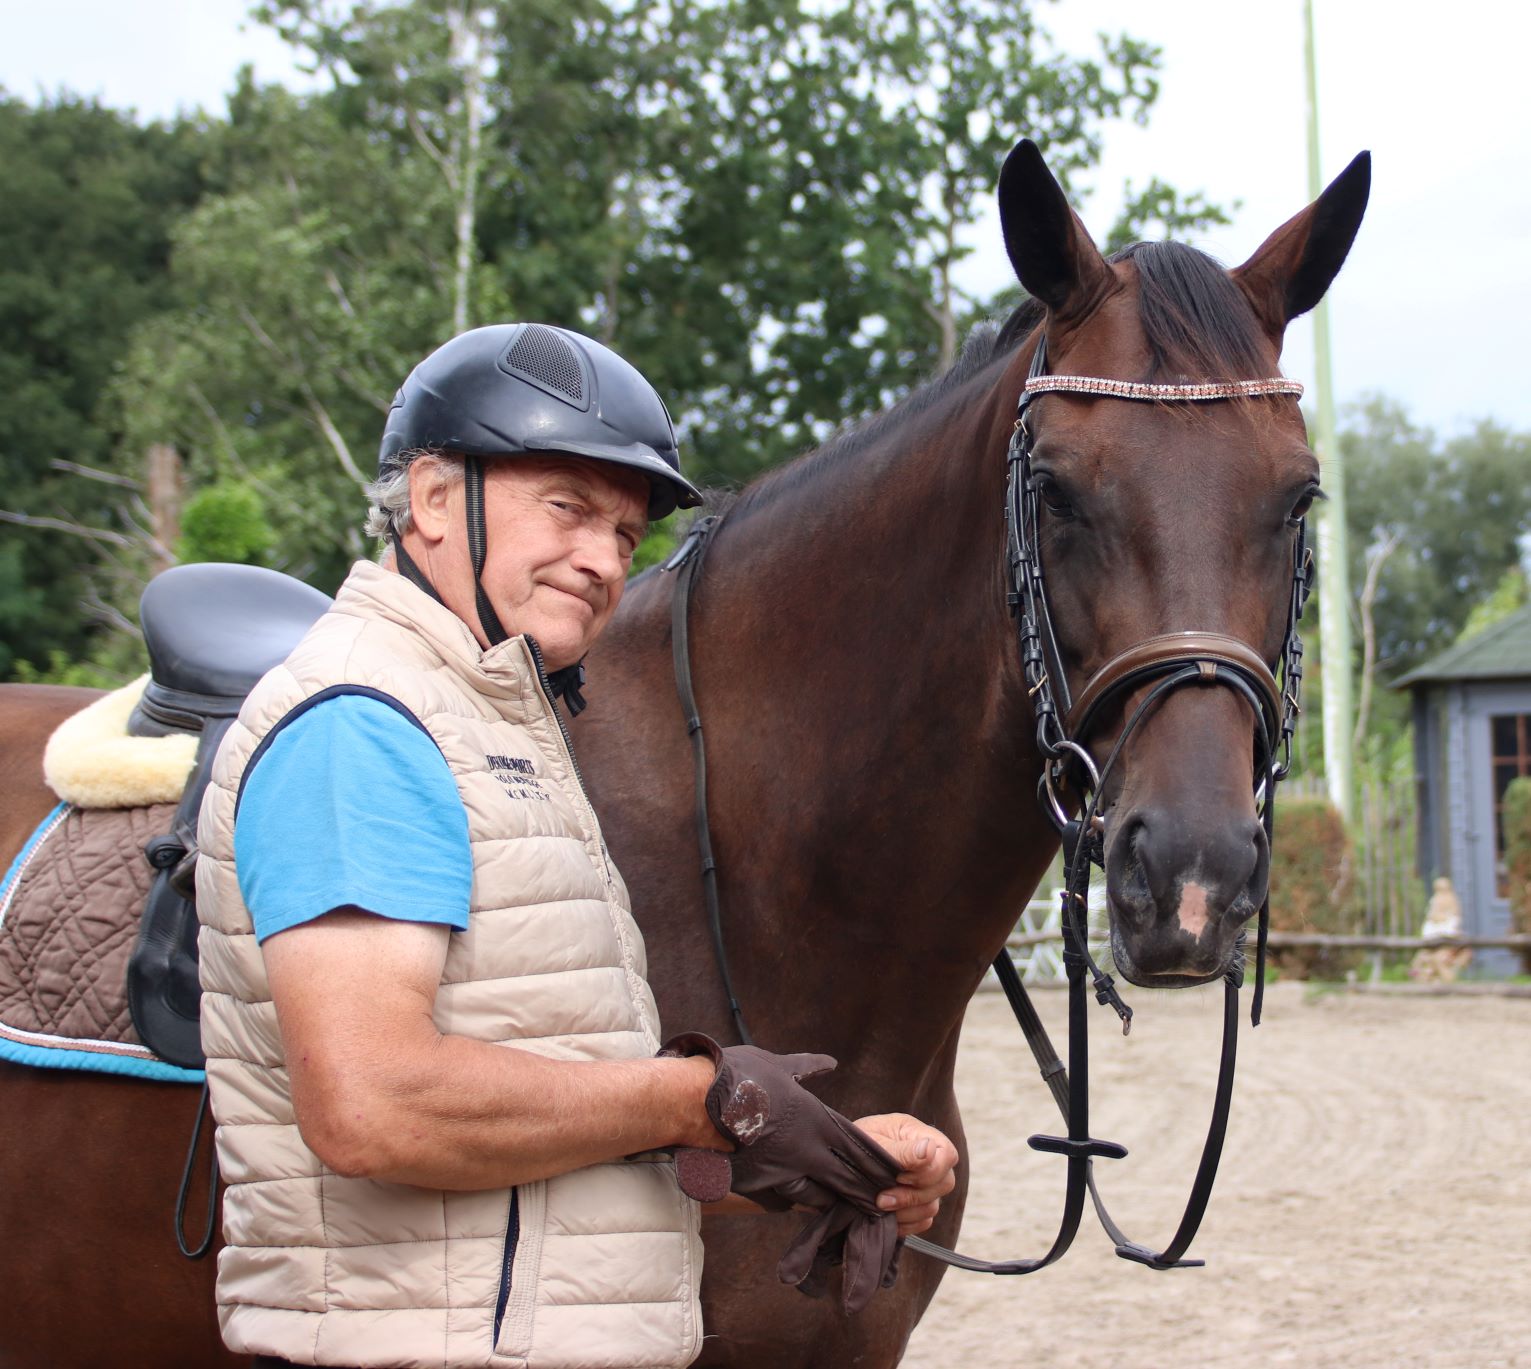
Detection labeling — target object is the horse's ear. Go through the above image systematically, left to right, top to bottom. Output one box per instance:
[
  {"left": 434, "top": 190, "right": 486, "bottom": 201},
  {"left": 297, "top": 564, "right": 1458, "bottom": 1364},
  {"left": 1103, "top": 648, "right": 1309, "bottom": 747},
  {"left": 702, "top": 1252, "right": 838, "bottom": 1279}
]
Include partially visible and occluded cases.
[
  {"left": 998, "top": 139, "right": 1111, "bottom": 318},
  {"left": 1233, "top": 151, "right": 1371, "bottom": 338}
]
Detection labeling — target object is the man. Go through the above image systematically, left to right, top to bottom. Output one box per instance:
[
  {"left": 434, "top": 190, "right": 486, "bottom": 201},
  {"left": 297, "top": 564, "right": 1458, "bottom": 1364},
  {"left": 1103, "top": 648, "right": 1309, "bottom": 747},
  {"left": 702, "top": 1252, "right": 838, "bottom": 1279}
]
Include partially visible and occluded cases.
[{"left": 196, "top": 323, "right": 958, "bottom": 1369}]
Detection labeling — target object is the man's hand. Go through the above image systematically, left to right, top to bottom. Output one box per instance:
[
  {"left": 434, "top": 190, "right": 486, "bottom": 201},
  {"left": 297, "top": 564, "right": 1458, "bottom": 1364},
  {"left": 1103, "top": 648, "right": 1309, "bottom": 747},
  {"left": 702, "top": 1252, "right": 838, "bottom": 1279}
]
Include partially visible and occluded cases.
[{"left": 851, "top": 1114, "right": 958, "bottom": 1237}]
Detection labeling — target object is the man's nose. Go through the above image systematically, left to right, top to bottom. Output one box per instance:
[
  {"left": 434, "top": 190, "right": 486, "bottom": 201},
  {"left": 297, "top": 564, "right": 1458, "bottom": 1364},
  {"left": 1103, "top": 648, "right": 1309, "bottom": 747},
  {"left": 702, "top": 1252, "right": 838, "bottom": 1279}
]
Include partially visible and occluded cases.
[{"left": 571, "top": 529, "right": 625, "bottom": 583}]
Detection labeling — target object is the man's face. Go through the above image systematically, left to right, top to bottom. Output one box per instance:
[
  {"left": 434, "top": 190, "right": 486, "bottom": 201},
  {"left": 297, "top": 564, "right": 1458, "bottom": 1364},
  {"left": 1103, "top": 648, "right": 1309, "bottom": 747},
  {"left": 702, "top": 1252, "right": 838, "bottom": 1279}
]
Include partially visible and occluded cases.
[{"left": 406, "top": 455, "right": 650, "bottom": 671}]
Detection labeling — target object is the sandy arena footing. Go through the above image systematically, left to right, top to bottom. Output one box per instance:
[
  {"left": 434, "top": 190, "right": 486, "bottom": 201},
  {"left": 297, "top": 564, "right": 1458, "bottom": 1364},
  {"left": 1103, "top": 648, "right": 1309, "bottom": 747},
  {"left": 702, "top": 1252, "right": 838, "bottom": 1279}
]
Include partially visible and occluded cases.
[{"left": 901, "top": 981, "right": 1531, "bottom": 1369}]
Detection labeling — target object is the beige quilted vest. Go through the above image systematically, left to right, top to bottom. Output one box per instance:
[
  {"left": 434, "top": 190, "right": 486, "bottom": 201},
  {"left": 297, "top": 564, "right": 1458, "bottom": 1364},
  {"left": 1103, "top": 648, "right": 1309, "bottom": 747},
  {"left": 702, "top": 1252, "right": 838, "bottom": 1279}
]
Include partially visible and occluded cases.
[{"left": 196, "top": 561, "right": 703, "bottom": 1369}]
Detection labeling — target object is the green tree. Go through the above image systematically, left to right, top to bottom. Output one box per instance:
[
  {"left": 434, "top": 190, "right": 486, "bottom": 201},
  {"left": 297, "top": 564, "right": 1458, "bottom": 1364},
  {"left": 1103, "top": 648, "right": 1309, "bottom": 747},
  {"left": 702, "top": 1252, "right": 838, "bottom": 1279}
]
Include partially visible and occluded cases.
[
  {"left": 11, "top": 1, "right": 1229, "bottom": 675},
  {"left": 114, "top": 76, "right": 454, "bottom": 590},
  {"left": 0, "top": 93, "right": 208, "bottom": 675},
  {"left": 1341, "top": 396, "right": 1531, "bottom": 675},
  {"left": 179, "top": 481, "right": 277, "bottom": 565},
  {"left": 1455, "top": 566, "right": 1528, "bottom": 644}
]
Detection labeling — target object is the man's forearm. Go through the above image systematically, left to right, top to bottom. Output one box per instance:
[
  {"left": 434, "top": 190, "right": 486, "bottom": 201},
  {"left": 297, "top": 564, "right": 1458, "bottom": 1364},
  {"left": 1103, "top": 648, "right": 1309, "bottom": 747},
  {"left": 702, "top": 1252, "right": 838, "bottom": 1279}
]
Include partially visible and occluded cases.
[{"left": 293, "top": 1030, "right": 727, "bottom": 1189}]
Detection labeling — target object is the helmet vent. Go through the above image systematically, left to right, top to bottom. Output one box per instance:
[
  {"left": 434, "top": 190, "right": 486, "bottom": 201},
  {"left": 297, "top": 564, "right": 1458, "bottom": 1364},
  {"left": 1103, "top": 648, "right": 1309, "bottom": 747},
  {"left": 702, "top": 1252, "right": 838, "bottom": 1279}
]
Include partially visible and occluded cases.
[{"left": 504, "top": 326, "right": 586, "bottom": 406}]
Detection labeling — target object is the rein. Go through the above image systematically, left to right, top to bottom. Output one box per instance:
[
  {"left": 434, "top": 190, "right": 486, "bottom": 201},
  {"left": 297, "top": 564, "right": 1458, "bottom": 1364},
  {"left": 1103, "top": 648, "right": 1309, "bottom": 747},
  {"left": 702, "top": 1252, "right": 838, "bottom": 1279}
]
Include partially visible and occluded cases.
[{"left": 661, "top": 333, "right": 1314, "bottom": 1277}]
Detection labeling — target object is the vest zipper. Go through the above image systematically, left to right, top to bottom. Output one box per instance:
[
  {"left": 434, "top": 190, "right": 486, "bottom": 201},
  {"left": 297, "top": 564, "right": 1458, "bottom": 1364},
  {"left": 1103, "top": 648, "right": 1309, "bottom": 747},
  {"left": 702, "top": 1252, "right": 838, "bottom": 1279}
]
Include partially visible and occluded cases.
[
  {"left": 524, "top": 637, "right": 599, "bottom": 830},
  {"left": 491, "top": 1187, "right": 520, "bottom": 1347}
]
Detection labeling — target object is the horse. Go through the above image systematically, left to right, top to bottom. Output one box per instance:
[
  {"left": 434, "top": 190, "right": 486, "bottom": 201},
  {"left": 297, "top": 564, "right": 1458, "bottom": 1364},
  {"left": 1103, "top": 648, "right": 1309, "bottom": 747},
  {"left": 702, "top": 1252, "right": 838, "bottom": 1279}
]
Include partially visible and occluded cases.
[{"left": 0, "top": 138, "right": 1369, "bottom": 1367}]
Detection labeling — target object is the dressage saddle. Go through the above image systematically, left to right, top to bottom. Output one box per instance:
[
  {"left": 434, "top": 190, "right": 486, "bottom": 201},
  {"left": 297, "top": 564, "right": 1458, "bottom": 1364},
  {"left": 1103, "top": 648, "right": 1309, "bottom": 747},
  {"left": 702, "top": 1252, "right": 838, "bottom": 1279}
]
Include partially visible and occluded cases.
[{"left": 127, "top": 563, "right": 331, "bottom": 1068}]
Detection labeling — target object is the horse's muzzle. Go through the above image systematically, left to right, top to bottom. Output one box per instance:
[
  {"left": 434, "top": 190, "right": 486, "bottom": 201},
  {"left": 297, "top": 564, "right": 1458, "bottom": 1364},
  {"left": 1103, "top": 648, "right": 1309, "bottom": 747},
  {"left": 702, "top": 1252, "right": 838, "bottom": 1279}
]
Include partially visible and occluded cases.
[{"left": 1103, "top": 805, "right": 1268, "bottom": 982}]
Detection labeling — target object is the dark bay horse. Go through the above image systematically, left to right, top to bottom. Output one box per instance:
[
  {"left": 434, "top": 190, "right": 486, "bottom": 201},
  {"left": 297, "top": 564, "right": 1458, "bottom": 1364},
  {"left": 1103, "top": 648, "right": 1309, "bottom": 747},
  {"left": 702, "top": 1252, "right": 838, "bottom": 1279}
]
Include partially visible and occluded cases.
[{"left": 0, "top": 140, "right": 1369, "bottom": 1367}]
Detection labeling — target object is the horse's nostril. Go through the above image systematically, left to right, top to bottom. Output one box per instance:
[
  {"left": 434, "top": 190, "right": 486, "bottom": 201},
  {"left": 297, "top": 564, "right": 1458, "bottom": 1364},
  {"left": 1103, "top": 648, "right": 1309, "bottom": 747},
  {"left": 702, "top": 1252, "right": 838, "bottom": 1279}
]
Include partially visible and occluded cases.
[
  {"left": 1109, "top": 806, "right": 1267, "bottom": 931},
  {"left": 1105, "top": 813, "right": 1155, "bottom": 928}
]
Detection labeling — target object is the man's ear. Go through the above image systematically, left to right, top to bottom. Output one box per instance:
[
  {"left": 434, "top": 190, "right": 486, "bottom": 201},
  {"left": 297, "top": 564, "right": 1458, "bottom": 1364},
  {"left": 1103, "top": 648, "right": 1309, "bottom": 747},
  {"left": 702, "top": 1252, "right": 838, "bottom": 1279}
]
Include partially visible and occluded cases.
[{"left": 408, "top": 457, "right": 458, "bottom": 545}]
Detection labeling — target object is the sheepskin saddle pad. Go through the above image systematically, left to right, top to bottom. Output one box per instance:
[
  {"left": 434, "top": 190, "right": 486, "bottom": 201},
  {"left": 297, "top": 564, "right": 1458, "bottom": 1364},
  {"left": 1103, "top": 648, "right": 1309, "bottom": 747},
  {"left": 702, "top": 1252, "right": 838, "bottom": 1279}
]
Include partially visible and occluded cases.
[
  {"left": 44, "top": 675, "right": 199, "bottom": 809},
  {"left": 0, "top": 799, "right": 200, "bottom": 1080}
]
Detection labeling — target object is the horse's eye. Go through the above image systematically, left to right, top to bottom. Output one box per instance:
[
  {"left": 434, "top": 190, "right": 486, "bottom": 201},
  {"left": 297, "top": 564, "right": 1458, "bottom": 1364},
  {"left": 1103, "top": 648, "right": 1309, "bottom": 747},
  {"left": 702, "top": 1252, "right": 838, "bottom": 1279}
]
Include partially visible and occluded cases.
[
  {"left": 1034, "top": 474, "right": 1075, "bottom": 519},
  {"left": 1287, "top": 485, "right": 1321, "bottom": 526}
]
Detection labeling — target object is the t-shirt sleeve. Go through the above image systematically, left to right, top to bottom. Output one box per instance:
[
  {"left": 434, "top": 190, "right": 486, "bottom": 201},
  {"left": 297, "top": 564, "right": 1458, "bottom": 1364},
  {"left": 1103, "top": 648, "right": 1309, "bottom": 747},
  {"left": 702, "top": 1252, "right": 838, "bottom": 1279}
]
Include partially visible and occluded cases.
[{"left": 233, "top": 692, "right": 472, "bottom": 943}]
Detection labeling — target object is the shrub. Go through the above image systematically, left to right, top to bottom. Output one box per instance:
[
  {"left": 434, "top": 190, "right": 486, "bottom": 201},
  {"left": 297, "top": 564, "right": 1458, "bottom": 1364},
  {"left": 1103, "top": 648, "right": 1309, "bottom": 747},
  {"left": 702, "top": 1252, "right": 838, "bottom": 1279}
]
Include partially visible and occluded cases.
[
  {"left": 178, "top": 481, "right": 275, "bottom": 566},
  {"left": 1504, "top": 778, "right": 1531, "bottom": 974},
  {"left": 1265, "top": 797, "right": 1361, "bottom": 979}
]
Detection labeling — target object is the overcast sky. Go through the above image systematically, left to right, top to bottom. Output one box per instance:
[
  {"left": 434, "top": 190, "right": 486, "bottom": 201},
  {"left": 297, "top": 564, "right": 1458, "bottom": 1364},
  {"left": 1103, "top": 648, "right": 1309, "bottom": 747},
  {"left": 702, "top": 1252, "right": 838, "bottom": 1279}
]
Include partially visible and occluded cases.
[{"left": 3, "top": 0, "right": 1528, "bottom": 437}]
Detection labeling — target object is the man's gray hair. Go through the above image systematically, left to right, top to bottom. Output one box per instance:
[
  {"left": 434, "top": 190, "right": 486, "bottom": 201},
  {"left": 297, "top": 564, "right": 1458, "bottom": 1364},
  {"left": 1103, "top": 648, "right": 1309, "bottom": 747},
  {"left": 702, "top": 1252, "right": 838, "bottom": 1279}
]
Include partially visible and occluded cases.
[{"left": 363, "top": 450, "right": 464, "bottom": 542}]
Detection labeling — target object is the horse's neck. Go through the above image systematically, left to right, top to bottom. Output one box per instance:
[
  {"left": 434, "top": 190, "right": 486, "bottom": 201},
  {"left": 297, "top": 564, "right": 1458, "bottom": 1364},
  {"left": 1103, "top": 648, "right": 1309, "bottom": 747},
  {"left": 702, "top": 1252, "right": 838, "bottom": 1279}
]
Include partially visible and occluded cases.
[{"left": 690, "top": 374, "right": 1056, "bottom": 1082}]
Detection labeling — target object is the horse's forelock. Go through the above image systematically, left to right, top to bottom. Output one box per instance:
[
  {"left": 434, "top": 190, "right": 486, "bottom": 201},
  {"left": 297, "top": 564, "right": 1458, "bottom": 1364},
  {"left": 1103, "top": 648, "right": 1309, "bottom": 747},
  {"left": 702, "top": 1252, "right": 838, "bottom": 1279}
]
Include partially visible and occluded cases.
[{"left": 1110, "top": 241, "right": 1270, "bottom": 382}]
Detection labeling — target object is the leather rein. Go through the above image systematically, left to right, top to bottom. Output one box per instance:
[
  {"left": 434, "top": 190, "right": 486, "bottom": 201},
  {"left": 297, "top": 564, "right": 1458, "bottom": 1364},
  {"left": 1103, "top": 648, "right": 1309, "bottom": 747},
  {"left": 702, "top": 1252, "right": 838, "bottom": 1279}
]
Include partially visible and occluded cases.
[{"left": 661, "top": 331, "right": 1314, "bottom": 1276}]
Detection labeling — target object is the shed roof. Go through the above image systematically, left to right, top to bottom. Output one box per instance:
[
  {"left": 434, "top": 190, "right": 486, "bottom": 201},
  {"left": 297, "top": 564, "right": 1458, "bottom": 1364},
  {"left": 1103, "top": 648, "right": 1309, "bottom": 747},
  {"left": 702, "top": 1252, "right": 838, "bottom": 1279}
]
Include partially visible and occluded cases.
[{"left": 1395, "top": 601, "right": 1531, "bottom": 687}]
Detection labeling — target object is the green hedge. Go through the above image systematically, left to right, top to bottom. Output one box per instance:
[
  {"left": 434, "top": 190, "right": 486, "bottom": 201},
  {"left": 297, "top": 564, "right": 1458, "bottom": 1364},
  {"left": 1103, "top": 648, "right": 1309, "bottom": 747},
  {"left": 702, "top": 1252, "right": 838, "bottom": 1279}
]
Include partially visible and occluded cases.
[
  {"left": 1505, "top": 777, "right": 1531, "bottom": 974},
  {"left": 1266, "top": 797, "right": 1361, "bottom": 979}
]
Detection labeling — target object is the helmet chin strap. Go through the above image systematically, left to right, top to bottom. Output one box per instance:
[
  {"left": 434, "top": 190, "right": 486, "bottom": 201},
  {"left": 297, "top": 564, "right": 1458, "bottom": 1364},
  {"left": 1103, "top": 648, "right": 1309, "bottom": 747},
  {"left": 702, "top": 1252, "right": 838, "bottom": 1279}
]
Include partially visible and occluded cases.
[
  {"left": 389, "top": 455, "right": 512, "bottom": 648},
  {"left": 463, "top": 455, "right": 510, "bottom": 647},
  {"left": 463, "top": 455, "right": 589, "bottom": 713},
  {"left": 390, "top": 534, "right": 443, "bottom": 607}
]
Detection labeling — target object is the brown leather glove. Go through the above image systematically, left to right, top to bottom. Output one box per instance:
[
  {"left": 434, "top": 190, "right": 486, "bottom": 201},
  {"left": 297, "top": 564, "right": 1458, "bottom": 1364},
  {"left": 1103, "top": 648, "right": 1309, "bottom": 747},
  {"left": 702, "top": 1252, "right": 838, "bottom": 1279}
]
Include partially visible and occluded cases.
[{"left": 660, "top": 1032, "right": 902, "bottom": 1313}]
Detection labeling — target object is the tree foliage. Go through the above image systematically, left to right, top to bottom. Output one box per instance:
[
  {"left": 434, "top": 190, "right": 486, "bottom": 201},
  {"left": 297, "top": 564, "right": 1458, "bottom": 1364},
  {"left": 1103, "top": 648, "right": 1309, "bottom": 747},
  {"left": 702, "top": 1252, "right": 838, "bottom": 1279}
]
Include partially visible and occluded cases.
[
  {"left": 7, "top": 0, "right": 1493, "bottom": 703},
  {"left": 0, "top": 93, "right": 207, "bottom": 672},
  {"left": 1340, "top": 396, "right": 1531, "bottom": 677},
  {"left": 180, "top": 481, "right": 277, "bottom": 565},
  {"left": 1266, "top": 797, "right": 1362, "bottom": 979}
]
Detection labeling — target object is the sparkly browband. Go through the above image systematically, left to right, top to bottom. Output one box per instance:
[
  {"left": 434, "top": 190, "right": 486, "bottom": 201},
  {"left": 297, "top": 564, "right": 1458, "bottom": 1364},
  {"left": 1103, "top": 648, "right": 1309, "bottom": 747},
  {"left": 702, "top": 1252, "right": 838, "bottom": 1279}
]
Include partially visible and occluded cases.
[{"left": 1024, "top": 375, "right": 1304, "bottom": 402}]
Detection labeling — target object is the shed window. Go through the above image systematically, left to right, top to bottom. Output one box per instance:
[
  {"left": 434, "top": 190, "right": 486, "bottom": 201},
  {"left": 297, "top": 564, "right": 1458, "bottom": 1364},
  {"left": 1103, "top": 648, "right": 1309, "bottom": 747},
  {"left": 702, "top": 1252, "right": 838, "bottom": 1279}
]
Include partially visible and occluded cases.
[{"left": 1491, "top": 713, "right": 1531, "bottom": 896}]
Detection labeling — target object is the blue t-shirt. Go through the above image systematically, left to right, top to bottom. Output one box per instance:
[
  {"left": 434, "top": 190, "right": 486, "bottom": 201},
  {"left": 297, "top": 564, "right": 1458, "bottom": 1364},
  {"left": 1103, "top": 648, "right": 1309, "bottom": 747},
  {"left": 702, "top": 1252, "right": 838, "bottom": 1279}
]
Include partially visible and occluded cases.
[{"left": 234, "top": 693, "right": 472, "bottom": 943}]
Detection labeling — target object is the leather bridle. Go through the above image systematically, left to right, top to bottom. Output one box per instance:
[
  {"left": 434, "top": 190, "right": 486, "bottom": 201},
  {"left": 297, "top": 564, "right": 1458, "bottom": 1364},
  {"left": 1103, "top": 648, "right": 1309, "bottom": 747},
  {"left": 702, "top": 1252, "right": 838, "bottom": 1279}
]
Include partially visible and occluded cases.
[
  {"left": 663, "top": 330, "right": 1316, "bottom": 1277},
  {"left": 1003, "top": 334, "right": 1312, "bottom": 1030}
]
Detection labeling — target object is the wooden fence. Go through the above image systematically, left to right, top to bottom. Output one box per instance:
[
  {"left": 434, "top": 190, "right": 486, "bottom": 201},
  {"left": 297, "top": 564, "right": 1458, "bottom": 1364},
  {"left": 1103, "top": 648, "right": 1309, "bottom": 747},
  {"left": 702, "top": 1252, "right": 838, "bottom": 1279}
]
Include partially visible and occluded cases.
[
  {"left": 1001, "top": 778, "right": 1465, "bottom": 986},
  {"left": 999, "top": 921, "right": 1531, "bottom": 989}
]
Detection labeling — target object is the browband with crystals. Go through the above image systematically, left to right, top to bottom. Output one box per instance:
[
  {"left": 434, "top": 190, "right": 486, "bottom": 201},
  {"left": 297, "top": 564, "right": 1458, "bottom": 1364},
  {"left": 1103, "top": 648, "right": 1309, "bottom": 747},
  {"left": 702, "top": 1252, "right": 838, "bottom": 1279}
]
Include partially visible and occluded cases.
[{"left": 1024, "top": 375, "right": 1304, "bottom": 402}]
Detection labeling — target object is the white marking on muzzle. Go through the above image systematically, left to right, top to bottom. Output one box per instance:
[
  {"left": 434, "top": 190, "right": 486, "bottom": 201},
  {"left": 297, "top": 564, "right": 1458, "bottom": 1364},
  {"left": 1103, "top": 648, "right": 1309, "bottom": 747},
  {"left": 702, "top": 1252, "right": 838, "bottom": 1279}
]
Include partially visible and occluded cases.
[{"left": 1177, "top": 883, "right": 1212, "bottom": 938}]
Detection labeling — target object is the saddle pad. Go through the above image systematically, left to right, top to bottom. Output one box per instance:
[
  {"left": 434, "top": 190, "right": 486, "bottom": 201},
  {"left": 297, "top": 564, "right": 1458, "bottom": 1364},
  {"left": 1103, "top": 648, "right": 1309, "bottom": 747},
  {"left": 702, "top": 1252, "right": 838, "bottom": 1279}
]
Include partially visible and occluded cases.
[
  {"left": 43, "top": 675, "right": 198, "bottom": 809},
  {"left": 0, "top": 802, "right": 203, "bottom": 1082}
]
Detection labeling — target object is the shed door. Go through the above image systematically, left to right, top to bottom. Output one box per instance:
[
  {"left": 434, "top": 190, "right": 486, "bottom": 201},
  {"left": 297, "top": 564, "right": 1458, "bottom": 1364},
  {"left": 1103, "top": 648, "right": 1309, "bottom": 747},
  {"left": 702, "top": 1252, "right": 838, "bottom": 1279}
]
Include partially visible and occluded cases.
[{"left": 1464, "top": 686, "right": 1531, "bottom": 975}]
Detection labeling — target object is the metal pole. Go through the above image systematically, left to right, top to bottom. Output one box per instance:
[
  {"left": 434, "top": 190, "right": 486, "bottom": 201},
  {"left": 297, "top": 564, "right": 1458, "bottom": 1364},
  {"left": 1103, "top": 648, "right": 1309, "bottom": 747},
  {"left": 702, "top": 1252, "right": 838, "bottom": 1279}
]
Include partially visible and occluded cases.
[{"left": 1305, "top": 0, "right": 1354, "bottom": 821}]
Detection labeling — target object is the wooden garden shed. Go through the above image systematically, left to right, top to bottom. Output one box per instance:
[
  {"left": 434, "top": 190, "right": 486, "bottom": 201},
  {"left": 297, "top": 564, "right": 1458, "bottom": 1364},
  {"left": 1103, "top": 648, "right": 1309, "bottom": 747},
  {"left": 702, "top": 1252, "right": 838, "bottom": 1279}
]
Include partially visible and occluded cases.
[{"left": 1397, "top": 603, "right": 1531, "bottom": 975}]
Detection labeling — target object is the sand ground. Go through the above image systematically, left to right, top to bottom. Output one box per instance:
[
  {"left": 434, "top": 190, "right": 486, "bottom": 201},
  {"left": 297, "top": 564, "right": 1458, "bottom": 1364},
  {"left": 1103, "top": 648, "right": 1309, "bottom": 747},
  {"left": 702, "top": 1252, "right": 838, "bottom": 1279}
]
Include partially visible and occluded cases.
[{"left": 900, "top": 981, "right": 1531, "bottom": 1369}]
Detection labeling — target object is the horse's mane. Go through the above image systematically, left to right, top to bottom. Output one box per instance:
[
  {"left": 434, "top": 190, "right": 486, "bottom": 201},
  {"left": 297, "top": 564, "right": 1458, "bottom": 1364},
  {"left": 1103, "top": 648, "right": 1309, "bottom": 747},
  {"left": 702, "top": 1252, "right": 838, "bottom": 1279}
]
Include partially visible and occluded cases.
[{"left": 725, "top": 240, "right": 1268, "bottom": 515}]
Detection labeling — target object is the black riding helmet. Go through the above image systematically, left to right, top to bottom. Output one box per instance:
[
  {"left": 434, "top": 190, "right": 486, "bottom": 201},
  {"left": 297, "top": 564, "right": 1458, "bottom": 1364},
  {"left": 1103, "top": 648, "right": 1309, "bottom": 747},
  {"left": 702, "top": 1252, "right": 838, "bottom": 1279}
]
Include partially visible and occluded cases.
[
  {"left": 379, "top": 323, "right": 702, "bottom": 518},
  {"left": 380, "top": 324, "right": 702, "bottom": 710}
]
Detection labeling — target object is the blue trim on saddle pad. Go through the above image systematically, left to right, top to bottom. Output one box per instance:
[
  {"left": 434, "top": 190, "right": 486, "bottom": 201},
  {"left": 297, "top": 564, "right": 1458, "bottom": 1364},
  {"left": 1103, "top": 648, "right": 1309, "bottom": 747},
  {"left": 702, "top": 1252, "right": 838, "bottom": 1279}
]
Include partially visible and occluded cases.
[
  {"left": 0, "top": 801, "right": 204, "bottom": 1085},
  {"left": 0, "top": 801, "right": 69, "bottom": 910},
  {"left": 0, "top": 1035, "right": 204, "bottom": 1084}
]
